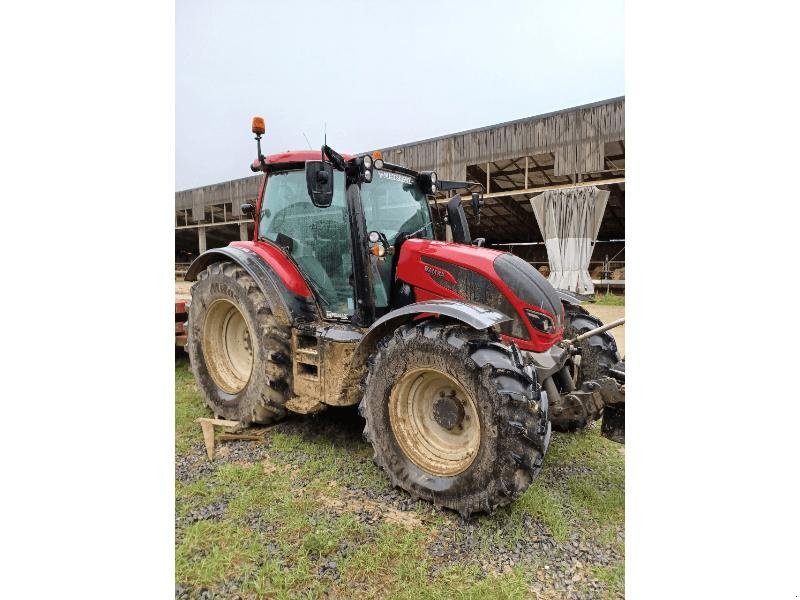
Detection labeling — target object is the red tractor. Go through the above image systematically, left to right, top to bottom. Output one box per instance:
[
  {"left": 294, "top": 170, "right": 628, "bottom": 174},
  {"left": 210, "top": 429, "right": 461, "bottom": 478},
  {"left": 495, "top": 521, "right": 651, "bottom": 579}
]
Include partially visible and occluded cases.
[{"left": 184, "top": 117, "right": 624, "bottom": 517}]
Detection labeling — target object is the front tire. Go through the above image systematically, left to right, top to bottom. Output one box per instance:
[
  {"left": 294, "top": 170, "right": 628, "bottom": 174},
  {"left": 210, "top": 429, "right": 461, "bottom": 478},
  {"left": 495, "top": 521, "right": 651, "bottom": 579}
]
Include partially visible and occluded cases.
[
  {"left": 186, "top": 261, "right": 292, "bottom": 425},
  {"left": 551, "top": 304, "right": 622, "bottom": 432},
  {"left": 563, "top": 305, "right": 621, "bottom": 383},
  {"left": 360, "top": 320, "right": 550, "bottom": 518}
]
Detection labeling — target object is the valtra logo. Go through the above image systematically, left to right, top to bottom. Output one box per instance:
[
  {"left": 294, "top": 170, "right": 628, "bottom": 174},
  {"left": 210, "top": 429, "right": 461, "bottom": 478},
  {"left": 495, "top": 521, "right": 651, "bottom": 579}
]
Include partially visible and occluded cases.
[{"left": 423, "top": 264, "right": 458, "bottom": 290}]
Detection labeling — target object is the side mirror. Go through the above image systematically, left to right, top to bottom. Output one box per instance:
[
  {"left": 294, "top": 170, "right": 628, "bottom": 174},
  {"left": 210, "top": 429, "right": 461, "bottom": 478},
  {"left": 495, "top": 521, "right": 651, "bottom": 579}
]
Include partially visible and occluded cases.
[
  {"left": 305, "top": 160, "right": 335, "bottom": 208},
  {"left": 471, "top": 192, "right": 484, "bottom": 223},
  {"left": 446, "top": 195, "right": 472, "bottom": 245},
  {"left": 240, "top": 203, "right": 255, "bottom": 217}
]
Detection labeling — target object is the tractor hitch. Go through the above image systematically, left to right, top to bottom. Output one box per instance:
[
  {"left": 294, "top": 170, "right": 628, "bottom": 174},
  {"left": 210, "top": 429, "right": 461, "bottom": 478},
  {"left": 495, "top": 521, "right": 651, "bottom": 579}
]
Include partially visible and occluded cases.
[
  {"left": 526, "top": 333, "right": 626, "bottom": 443},
  {"left": 546, "top": 375, "right": 625, "bottom": 443}
]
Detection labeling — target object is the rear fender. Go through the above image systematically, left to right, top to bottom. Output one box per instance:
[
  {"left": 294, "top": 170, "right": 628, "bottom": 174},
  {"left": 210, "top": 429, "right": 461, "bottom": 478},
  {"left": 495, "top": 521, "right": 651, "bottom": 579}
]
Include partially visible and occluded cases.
[{"left": 185, "top": 245, "right": 317, "bottom": 325}]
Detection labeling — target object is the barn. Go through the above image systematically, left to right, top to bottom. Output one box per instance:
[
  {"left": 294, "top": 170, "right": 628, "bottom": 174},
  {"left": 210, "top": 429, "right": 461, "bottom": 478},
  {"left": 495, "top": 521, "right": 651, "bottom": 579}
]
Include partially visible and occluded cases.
[{"left": 175, "top": 96, "right": 624, "bottom": 292}]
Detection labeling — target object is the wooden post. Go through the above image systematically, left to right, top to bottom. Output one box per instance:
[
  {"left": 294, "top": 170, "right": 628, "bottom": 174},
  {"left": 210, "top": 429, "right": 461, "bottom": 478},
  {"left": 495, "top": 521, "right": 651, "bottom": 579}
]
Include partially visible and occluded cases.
[
  {"left": 524, "top": 156, "right": 529, "bottom": 191},
  {"left": 486, "top": 162, "right": 491, "bottom": 193},
  {"left": 239, "top": 222, "right": 248, "bottom": 241},
  {"left": 198, "top": 226, "right": 207, "bottom": 253},
  {"left": 196, "top": 418, "right": 243, "bottom": 460}
]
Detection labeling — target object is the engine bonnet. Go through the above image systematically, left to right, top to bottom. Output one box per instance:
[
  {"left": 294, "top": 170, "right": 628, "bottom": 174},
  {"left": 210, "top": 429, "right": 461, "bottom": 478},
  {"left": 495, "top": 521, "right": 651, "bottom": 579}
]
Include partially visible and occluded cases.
[
  {"left": 395, "top": 239, "right": 565, "bottom": 351},
  {"left": 492, "top": 253, "right": 564, "bottom": 327}
]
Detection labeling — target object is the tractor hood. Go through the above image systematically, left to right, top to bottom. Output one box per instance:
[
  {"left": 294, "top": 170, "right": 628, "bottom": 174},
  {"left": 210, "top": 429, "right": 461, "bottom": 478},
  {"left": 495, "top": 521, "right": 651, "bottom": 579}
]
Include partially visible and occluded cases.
[
  {"left": 395, "top": 239, "right": 564, "bottom": 352},
  {"left": 492, "top": 252, "right": 564, "bottom": 328}
]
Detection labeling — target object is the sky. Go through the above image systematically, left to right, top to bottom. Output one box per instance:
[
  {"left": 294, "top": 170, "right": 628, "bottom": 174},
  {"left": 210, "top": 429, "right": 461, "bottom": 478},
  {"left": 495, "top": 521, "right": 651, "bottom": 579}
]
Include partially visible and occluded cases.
[{"left": 176, "top": 0, "right": 623, "bottom": 191}]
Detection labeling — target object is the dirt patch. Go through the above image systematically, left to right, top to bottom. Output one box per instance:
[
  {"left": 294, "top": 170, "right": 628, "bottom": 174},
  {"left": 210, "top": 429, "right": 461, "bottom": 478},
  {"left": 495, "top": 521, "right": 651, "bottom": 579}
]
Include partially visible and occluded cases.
[
  {"left": 261, "top": 456, "right": 280, "bottom": 476},
  {"left": 319, "top": 491, "right": 424, "bottom": 530}
]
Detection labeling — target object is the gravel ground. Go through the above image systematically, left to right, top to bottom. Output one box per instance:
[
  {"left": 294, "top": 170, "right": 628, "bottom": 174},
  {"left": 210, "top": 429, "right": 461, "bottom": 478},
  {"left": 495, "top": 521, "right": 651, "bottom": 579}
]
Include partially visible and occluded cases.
[{"left": 176, "top": 398, "right": 623, "bottom": 599}]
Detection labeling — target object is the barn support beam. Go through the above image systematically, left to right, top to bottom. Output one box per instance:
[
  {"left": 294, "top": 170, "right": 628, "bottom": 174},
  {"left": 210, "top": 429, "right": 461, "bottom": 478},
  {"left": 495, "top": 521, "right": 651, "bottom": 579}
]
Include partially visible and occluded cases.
[
  {"left": 524, "top": 156, "right": 529, "bottom": 188},
  {"left": 470, "top": 163, "right": 533, "bottom": 229},
  {"left": 482, "top": 177, "right": 625, "bottom": 200},
  {"left": 175, "top": 218, "right": 253, "bottom": 230},
  {"left": 239, "top": 223, "right": 249, "bottom": 241},
  {"left": 198, "top": 227, "right": 207, "bottom": 254}
]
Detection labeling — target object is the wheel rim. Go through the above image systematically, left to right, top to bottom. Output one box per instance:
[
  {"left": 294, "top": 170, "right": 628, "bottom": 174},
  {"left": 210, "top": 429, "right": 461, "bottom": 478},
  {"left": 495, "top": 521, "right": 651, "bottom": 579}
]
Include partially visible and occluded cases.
[
  {"left": 202, "top": 299, "right": 254, "bottom": 394},
  {"left": 389, "top": 368, "right": 481, "bottom": 476}
]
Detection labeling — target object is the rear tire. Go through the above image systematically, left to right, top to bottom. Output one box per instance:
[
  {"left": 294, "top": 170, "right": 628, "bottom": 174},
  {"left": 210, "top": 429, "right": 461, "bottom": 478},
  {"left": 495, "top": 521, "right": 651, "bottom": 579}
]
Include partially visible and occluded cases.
[
  {"left": 186, "top": 261, "right": 291, "bottom": 425},
  {"left": 360, "top": 320, "right": 551, "bottom": 518}
]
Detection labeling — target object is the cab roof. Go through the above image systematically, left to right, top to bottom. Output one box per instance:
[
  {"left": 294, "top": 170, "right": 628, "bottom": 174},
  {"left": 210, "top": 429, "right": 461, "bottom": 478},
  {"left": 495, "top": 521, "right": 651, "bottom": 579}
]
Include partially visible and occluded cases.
[{"left": 252, "top": 150, "right": 355, "bottom": 171}]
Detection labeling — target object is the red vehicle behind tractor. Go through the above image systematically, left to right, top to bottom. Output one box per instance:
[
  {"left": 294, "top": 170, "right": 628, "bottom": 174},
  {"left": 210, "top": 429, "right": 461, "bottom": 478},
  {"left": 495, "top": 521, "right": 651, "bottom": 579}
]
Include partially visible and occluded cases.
[{"left": 180, "top": 117, "right": 624, "bottom": 517}]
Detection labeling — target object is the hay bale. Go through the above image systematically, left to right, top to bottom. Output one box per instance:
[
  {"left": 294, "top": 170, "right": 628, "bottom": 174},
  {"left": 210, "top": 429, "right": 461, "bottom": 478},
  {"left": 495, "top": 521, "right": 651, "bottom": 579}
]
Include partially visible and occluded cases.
[
  {"left": 590, "top": 264, "right": 604, "bottom": 279},
  {"left": 538, "top": 265, "right": 550, "bottom": 278},
  {"left": 612, "top": 267, "right": 625, "bottom": 280}
]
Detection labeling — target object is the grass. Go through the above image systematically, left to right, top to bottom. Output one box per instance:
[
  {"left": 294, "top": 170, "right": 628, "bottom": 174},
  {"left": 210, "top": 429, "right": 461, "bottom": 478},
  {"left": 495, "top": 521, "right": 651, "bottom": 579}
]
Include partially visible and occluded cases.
[
  {"left": 591, "top": 292, "right": 625, "bottom": 306},
  {"left": 175, "top": 358, "right": 624, "bottom": 598},
  {"left": 175, "top": 361, "right": 209, "bottom": 454},
  {"left": 593, "top": 562, "right": 625, "bottom": 598}
]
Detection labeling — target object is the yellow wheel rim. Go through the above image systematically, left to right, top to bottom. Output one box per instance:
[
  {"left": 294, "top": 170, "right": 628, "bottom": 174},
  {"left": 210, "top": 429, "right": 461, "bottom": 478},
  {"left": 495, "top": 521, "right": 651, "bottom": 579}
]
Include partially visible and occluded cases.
[
  {"left": 202, "top": 299, "right": 254, "bottom": 394},
  {"left": 389, "top": 368, "right": 481, "bottom": 476}
]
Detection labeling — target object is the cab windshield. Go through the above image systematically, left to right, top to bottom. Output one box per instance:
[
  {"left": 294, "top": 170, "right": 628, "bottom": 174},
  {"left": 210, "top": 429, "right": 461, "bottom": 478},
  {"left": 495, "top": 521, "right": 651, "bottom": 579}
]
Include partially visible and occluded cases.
[
  {"left": 360, "top": 169, "right": 433, "bottom": 309},
  {"left": 360, "top": 170, "right": 433, "bottom": 244}
]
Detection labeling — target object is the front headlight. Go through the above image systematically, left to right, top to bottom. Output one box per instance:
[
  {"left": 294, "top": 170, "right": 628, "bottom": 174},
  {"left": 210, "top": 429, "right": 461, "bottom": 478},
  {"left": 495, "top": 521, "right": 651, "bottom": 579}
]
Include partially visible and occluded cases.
[
  {"left": 363, "top": 154, "right": 373, "bottom": 169},
  {"left": 525, "top": 309, "right": 554, "bottom": 333}
]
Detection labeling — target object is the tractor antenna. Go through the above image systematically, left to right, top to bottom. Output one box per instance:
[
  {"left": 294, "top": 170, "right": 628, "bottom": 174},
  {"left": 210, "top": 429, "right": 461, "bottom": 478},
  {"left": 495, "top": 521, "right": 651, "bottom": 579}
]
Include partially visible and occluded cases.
[{"left": 302, "top": 132, "right": 312, "bottom": 150}]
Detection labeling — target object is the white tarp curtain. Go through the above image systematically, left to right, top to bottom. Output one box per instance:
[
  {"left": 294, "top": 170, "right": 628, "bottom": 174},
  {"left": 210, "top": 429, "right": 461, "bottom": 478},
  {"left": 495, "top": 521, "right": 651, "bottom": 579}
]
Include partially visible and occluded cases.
[{"left": 530, "top": 186, "right": 609, "bottom": 294}]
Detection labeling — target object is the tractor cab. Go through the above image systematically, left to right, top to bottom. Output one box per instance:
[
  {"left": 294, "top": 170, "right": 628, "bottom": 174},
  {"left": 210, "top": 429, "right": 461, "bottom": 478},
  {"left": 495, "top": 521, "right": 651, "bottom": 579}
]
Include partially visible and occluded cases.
[{"left": 254, "top": 144, "right": 442, "bottom": 324}]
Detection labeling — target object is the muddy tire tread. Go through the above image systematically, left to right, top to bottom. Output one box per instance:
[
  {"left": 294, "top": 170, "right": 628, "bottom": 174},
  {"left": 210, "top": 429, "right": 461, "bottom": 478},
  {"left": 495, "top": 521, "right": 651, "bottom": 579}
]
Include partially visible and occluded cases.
[
  {"left": 186, "top": 261, "right": 292, "bottom": 425},
  {"left": 359, "top": 319, "right": 550, "bottom": 518}
]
